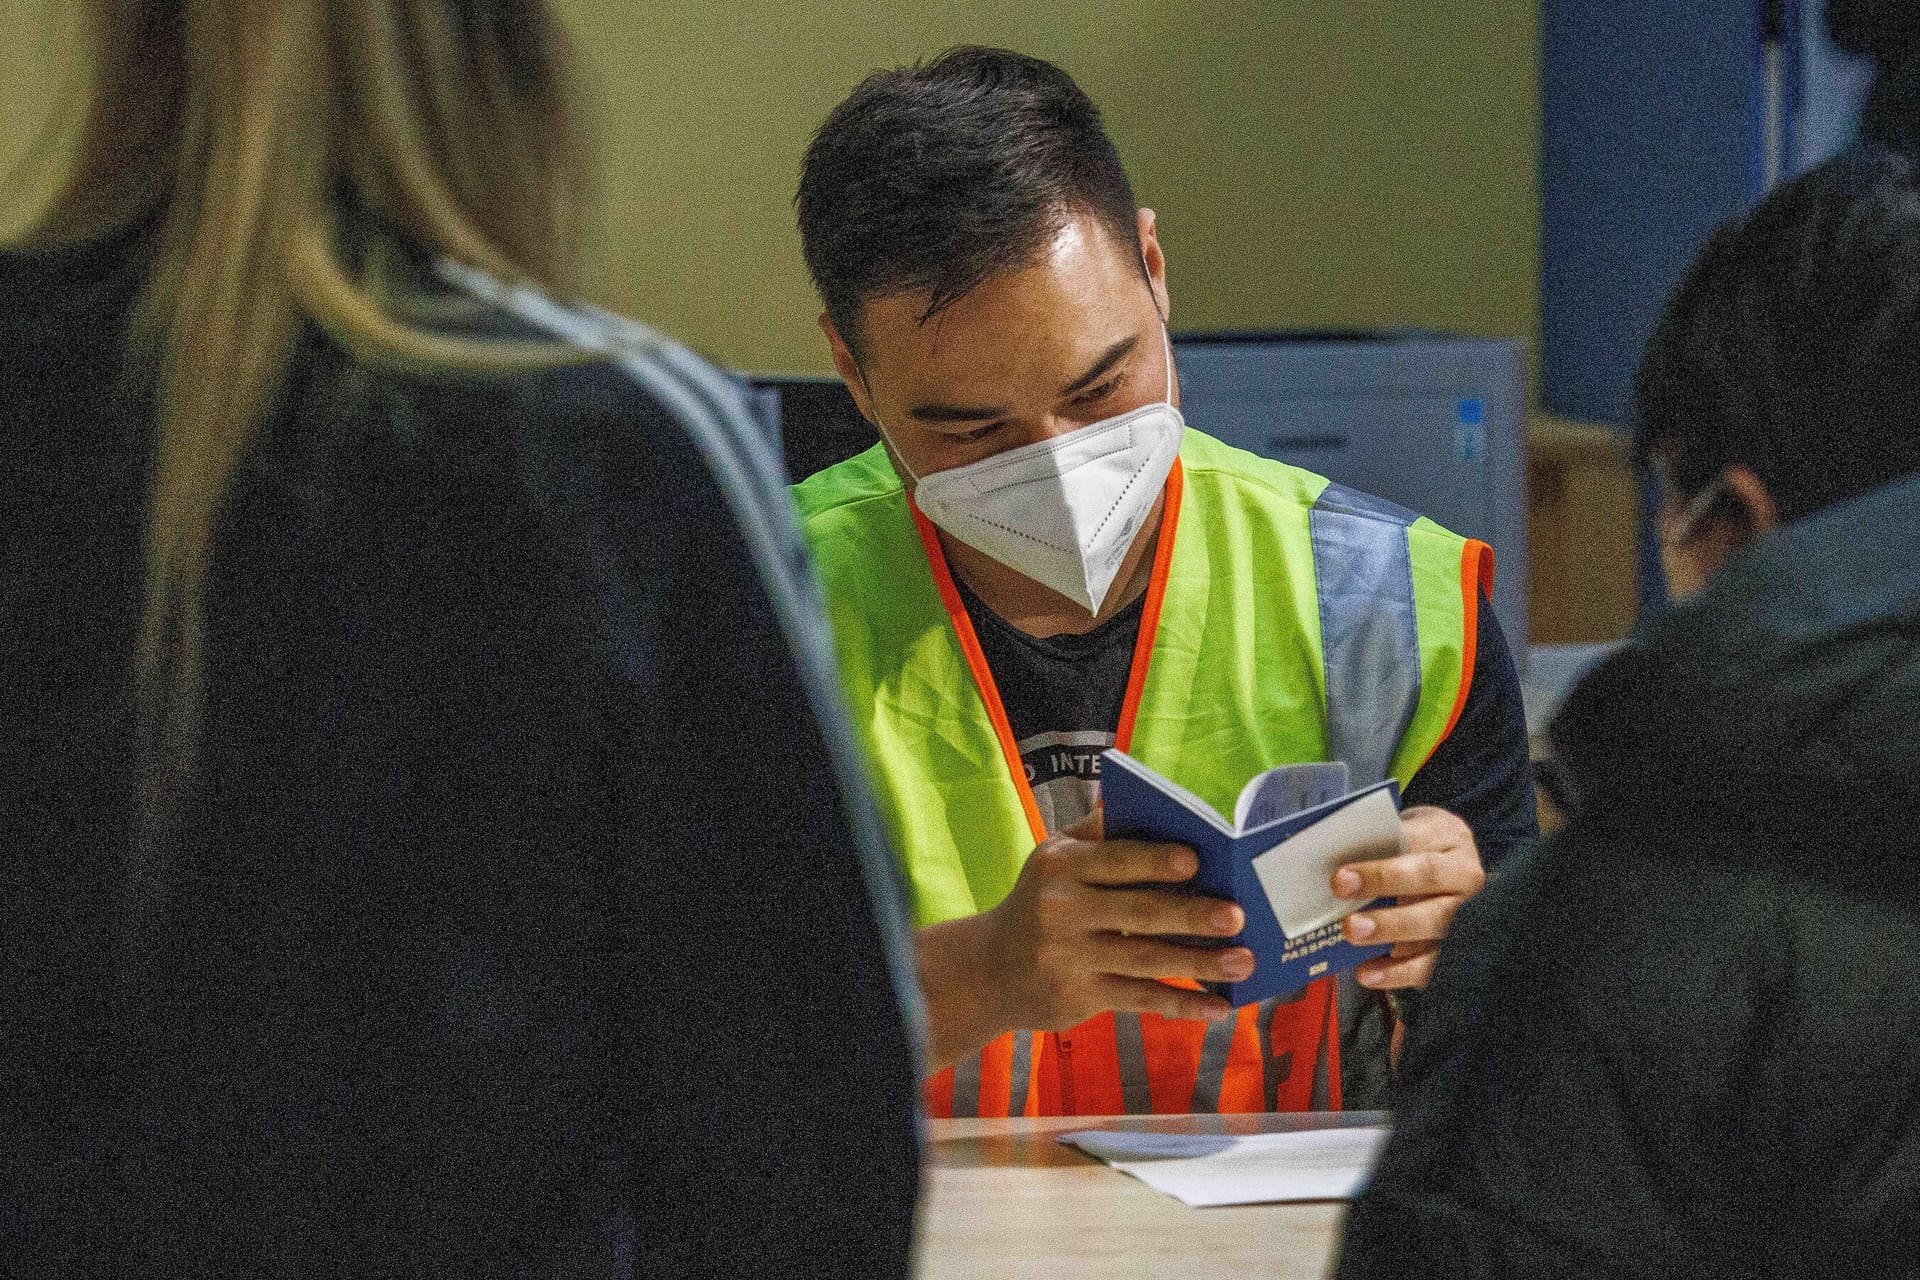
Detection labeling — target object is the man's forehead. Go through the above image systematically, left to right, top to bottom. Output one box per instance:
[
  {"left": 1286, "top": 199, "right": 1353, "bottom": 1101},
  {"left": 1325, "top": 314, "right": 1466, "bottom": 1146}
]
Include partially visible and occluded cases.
[{"left": 856, "top": 217, "right": 1148, "bottom": 391}]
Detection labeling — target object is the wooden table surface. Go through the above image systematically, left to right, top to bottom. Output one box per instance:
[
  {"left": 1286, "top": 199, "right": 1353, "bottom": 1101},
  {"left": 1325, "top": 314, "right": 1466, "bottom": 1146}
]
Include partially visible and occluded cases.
[{"left": 915, "top": 1112, "right": 1386, "bottom": 1279}]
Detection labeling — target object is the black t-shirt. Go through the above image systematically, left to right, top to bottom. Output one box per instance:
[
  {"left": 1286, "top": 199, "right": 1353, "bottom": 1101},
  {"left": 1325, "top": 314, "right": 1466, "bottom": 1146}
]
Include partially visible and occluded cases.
[
  {"left": 956, "top": 577, "right": 1146, "bottom": 834},
  {"left": 955, "top": 579, "right": 1536, "bottom": 871}
]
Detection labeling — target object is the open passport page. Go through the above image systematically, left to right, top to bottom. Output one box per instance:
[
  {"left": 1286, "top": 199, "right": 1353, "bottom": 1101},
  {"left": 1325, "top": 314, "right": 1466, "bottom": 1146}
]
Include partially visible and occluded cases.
[{"left": 1099, "top": 751, "right": 1402, "bottom": 1005}]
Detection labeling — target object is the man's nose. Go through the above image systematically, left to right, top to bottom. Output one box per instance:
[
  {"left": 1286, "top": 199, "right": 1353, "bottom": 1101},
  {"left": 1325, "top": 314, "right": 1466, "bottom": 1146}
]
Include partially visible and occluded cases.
[{"left": 1028, "top": 413, "right": 1089, "bottom": 445}]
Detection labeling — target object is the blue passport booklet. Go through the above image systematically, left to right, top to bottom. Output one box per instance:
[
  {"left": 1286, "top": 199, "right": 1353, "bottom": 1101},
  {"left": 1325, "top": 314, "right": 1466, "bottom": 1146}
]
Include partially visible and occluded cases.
[{"left": 1099, "top": 750, "right": 1401, "bottom": 1007}]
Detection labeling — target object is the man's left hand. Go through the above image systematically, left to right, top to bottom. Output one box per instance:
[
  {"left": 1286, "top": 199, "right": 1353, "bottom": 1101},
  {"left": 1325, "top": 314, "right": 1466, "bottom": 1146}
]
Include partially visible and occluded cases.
[{"left": 1332, "top": 806, "right": 1486, "bottom": 990}]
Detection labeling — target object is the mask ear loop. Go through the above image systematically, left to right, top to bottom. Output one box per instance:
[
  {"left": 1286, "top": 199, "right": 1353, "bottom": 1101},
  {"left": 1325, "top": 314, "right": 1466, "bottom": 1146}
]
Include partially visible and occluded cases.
[
  {"left": 1148, "top": 251, "right": 1173, "bottom": 406},
  {"left": 1668, "top": 472, "right": 1732, "bottom": 545}
]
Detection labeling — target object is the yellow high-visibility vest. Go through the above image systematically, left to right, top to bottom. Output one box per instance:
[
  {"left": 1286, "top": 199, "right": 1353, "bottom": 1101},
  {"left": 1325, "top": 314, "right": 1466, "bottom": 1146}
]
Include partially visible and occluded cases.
[{"left": 794, "top": 429, "right": 1490, "bottom": 1116}]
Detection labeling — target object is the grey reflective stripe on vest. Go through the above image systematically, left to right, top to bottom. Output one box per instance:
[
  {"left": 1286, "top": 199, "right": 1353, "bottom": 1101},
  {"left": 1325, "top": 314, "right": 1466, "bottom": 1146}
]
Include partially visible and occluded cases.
[
  {"left": 1309, "top": 483, "right": 1423, "bottom": 787},
  {"left": 1260, "top": 986, "right": 1311, "bottom": 1111},
  {"left": 1189, "top": 987, "right": 1321, "bottom": 1114},
  {"left": 1187, "top": 1009, "right": 1241, "bottom": 1112},
  {"left": 1309, "top": 1010, "right": 1335, "bottom": 1111},
  {"left": 1113, "top": 1014, "right": 1155, "bottom": 1114},
  {"left": 1006, "top": 1029, "right": 1034, "bottom": 1117},
  {"left": 948, "top": 1030, "right": 1032, "bottom": 1117},
  {"left": 950, "top": 1049, "right": 983, "bottom": 1119}
]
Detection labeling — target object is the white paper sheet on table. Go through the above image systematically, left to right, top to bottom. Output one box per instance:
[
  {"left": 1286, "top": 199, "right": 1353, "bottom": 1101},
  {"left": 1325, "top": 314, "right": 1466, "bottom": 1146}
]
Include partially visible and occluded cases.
[{"left": 1059, "top": 1126, "right": 1390, "bottom": 1207}]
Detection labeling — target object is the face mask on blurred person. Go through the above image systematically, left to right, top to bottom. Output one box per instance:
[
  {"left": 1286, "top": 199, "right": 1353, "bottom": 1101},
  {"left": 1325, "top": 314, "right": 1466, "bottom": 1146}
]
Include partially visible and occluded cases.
[{"left": 870, "top": 329, "right": 1183, "bottom": 615}]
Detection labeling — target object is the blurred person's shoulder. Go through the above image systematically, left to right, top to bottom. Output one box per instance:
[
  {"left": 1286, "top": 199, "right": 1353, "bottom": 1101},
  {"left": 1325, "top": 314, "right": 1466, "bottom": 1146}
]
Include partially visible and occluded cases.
[
  {"left": 0, "top": 224, "right": 779, "bottom": 562},
  {"left": 331, "top": 259, "right": 770, "bottom": 530},
  {"left": 1441, "top": 802, "right": 1920, "bottom": 1100}
]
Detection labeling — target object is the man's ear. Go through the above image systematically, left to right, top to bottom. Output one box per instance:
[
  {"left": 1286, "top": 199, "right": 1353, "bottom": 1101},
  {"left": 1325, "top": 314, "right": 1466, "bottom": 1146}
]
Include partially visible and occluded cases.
[
  {"left": 1138, "top": 208, "right": 1171, "bottom": 324},
  {"left": 820, "top": 314, "right": 878, "bottom": 426},
  {"left": 1670, "top": 463, "right": 1779, "bottom": 597},
  {"left": 1722, "top": 463, "right": 1781, "bottom": 538}
]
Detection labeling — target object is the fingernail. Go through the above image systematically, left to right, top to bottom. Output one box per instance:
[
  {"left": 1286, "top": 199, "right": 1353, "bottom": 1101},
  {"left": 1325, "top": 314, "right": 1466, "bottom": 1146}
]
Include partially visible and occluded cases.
[
  {"left": 1333, "top": 868, "right": 1363, "bottom": 898},
  {"left": 1212, "top": 906, "right": 1242, "bottom": 933},
  {"left": 1348, "top": 914, "right": 1376, "bottom": 941},
  {"left": 1225, "top": 951, "right": 1254, "bottom": 980},
  {"left": 1356, "top": 966, "right": 1381, "bottom": 987},
  {"left": 1208, "top": 1003, "right": 1234, "bottom": 1022}
]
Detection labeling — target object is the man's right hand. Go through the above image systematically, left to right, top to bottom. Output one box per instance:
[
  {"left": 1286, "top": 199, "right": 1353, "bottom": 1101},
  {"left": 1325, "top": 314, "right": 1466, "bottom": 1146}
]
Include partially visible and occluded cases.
[{"left": 916, "top": 809, "right": 1248, "bottom": 1070}]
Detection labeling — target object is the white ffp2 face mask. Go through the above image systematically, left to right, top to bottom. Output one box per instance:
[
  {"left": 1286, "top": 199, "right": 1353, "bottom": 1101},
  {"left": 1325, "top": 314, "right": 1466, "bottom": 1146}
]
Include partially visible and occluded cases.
[{"left": 872, "top": 331, "right": 1184, "bottom": 615}]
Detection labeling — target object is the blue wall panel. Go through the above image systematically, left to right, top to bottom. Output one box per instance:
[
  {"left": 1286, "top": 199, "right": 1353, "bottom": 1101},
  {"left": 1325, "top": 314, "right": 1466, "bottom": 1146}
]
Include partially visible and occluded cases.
[
  {"left": 1541, "top": 0, "right": 1763, "bottom": 425},
  {"left": 1542, "top": 0, "right": 1872, "bottom": 428}
]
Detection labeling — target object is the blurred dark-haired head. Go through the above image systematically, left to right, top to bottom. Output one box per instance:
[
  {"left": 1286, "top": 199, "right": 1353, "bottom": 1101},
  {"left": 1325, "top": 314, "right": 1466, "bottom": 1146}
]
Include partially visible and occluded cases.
[
  {"left": 1829, "top": 0, "right": 1920, "bottom": 155},
  {"left": 1829, "top": 0, "right": 1920, "bottom": 63},
  {"left": 795, "top": 46, "right": 1141, "bottom": 358},
  {"left": 1635, "top": 145, "right": 1920, "bottom": 526}
]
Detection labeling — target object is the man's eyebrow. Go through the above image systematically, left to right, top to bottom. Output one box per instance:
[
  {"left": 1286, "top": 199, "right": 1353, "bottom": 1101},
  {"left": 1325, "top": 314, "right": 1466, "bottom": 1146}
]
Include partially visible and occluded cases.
[
  {"left": 905, "top": 336, "right": 1141, "bottom": 424},
  {"left": 1060, "top": 336, "right": 1139, "bottom": 397},
  {"left": 908, "top": 399, "right": 1011, "bottom": 424}
]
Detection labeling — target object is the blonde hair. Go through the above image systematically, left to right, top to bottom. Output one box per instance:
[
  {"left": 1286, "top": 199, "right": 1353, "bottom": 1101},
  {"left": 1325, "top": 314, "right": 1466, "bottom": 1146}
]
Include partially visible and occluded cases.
[{"left": 13, "top": 0, "right": 589, "bottom": 911}]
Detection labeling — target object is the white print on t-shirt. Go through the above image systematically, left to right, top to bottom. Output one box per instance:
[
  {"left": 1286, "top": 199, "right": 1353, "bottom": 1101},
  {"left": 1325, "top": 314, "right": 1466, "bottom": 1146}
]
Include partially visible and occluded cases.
[{"left": 1017, "top": 728, "right": 1117, "bottom": 835}]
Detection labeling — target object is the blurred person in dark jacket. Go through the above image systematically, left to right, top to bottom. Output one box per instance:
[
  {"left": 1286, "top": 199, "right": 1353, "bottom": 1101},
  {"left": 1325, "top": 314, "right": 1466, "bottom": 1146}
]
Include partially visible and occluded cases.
[
  {"left": 0, "top": 2, "right": 920, "bottom": 1275},
  {"left": 1335, "top": 143, "right": 1920, "bottom": 1280}
]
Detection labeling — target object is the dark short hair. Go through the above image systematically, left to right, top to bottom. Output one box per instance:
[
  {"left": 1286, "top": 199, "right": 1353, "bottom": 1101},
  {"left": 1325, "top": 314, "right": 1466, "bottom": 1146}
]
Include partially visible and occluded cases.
[
  {"left": 1828, "top": 0, "right": 1920, "bottom": 63},
  {"left": 1828, "top": 0, "right": 1920, "bottom": 155},
  {"left": 796, "top": 46, "right": 1142, "bottom": 357},
  {"left": 1633, "top": 144, "right": 1920, "bottom": 523}
]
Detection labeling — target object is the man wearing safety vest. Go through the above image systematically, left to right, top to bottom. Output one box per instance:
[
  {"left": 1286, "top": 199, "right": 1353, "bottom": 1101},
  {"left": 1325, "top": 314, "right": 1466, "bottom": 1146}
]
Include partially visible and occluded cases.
[{"left": 791, "top": 47, "right": 1538, "bottom": 1117}]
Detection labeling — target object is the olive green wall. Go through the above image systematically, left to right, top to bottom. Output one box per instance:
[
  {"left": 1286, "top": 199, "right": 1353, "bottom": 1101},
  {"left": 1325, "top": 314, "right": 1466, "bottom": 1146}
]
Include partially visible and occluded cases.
[
  {"left": 0, "top": 1, "right": 75, "bottom": 231},
  {"left": 1, "top": 1, "right": 1539, "bottom": 376}
]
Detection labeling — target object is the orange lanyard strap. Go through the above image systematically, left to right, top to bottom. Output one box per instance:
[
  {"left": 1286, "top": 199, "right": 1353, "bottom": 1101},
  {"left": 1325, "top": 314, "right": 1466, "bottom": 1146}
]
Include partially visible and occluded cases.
[{"left": 1113, "top": 460, "right": 1184, "bottom": 754}]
